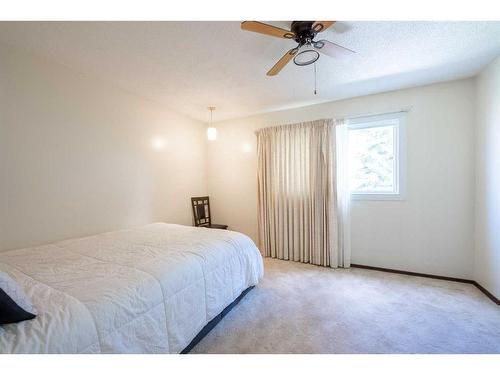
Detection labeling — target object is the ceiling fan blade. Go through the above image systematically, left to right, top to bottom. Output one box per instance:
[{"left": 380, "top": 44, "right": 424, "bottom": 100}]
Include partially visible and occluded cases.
[
  {"left": 241, "top": 21, "right": 295, "bottom": 39},
  {"left": 312, "top": 21, "right": 336, "bottom": 33},
  {"left": 332, "top": 22, "right": 352, "bottom": 34},
  {"left": 313, "top": 40, "right": 355, "bottom": 60},
  {"left": 267, "top": 48, "right": 299, "bottom": 76}
]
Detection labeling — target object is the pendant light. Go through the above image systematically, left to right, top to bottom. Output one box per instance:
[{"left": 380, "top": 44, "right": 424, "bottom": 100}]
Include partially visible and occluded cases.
[{"left": 207, "top": 106, "right": 217, "bottom": 141}]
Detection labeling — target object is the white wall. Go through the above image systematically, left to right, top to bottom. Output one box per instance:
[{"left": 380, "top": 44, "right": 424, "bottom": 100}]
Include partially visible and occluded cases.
[
  {"left": 0, "top": 40, "right": 485, "bottom": 284},
  {"left": 0, "top": 43, "right": 207, "bottom": 251},
  {"left": 474, "top": 56, "right": 500, "bottom": 298},
  {"left": 207, "top": 79, "right": 476, "bottom": 279}
]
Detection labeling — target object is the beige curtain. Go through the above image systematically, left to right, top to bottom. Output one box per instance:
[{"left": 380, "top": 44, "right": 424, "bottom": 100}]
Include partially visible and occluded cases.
[{"left": 256, "top": 119, "right": 349, "bottom": 268}]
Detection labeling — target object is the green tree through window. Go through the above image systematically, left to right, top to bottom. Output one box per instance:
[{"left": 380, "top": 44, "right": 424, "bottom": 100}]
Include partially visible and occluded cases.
[{"left": 349, "top": 125, "right": 395, "bottom": 193}]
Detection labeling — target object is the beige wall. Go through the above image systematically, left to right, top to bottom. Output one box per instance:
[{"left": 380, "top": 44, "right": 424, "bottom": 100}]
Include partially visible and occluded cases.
[
  {"left": 0, "top": 40, "right": 484, "bottom": 283},
  {"left": 0, "top": 43, "right": 207, "bottom": 251},
  {"left": 474, "top": 56, "right": 500, "bottom": 298},
  {"left": 207, "top": 79, "right": 476, "bottom": 279}
]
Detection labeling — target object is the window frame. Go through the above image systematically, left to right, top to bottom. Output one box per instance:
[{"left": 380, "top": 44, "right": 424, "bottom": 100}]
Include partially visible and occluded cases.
[{"left": 347, "top": 112, "right": 407, "bottom": 201}]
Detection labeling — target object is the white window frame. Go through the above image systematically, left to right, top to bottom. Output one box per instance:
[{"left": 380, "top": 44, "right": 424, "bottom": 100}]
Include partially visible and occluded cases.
[{"left": 347, "top": 112, "right": 407, "bottom": 201}]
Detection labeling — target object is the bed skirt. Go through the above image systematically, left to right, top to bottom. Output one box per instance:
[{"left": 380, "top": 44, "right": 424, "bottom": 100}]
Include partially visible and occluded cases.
[{"left": 180, "top": 286, "right": 255, "bottom": 354}]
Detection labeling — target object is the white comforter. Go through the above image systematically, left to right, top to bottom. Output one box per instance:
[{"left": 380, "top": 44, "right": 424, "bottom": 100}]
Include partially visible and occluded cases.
[{"left": 0, "top": 223, "right": 263, "bottom": 353}]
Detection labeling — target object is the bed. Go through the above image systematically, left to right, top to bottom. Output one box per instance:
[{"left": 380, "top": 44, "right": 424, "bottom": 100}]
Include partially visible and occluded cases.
[{"left": 0, "top": 223, "right": 264, "bottom": 353}]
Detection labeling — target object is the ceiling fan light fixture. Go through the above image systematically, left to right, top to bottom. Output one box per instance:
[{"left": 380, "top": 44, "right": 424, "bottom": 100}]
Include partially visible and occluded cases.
[
  {"left": 241, "top": 21, "right": 354, "bottom": 76},
  {"left": 293, "top": 45, "right": 320, "bottom": 66}
]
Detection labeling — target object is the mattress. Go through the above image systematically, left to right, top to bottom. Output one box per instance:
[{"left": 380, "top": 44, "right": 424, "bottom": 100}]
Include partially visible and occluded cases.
[{"left": 0, "top": 223, "right": 264, "bottom": 353}]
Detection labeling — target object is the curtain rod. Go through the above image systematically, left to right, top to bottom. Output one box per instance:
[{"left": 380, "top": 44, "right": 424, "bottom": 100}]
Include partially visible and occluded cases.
[
  {"left": 345, "top": 107, "right": 412, "bottom": 121},
  {"left": 254, "top": 108, "right": 412, "bottom": 135}
]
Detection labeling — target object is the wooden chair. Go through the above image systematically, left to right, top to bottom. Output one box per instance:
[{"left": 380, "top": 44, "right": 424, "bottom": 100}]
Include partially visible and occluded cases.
[{"left": 191, "top": 196, "right": 228, "bottom": 230}]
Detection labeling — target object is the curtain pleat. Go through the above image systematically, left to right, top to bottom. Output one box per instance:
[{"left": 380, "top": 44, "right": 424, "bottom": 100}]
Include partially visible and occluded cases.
[{"left": 256, "top": 119, "right": 348, "bottom": 268}]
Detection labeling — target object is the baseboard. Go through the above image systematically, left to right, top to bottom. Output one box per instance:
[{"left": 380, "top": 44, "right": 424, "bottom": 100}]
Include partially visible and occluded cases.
[
  {"left": 351, "top": 263, "right": 499, "bottom": 305},
  {"left": 350, "top": 264, "right": 475, "bottom": 283},
  {"left": 472, "top": 281, "right": 500, "bottom": 305}
]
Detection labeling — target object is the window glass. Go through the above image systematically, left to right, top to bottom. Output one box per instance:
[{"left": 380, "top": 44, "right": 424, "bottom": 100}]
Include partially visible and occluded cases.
[{"left": 348, "top": 124, "right": 396, "bottom": 194}]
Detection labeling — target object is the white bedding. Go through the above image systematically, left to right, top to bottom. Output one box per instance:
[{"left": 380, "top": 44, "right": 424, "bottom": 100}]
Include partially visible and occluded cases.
[{"left": 0, "top": 223, "right": 264, "bottom": 353}]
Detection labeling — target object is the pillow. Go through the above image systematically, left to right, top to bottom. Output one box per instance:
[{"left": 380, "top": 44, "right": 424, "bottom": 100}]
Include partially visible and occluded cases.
[{"left": 0, "top": 271, "right": 37, "bottom": 324}]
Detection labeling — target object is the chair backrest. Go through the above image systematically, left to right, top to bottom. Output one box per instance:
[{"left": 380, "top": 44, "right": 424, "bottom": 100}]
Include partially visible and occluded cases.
[{"left": 191, "top": 196, "right": 212, "bottom": 227}]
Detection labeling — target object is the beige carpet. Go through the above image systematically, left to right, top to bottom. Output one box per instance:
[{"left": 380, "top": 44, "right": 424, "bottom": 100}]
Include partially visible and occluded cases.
[{"left": 191, "top": 258, "right": 500, "bottom": 354}]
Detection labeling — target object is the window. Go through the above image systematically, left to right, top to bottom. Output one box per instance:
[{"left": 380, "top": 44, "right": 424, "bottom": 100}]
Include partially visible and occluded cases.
[{"left": 347, "top": 113, "right": 406, "bottom": 200}]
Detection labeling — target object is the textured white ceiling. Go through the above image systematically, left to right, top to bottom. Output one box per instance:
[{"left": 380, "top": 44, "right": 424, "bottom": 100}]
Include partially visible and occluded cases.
[{"left": 1, "top": 21, "right": 500, "bottom": 122}]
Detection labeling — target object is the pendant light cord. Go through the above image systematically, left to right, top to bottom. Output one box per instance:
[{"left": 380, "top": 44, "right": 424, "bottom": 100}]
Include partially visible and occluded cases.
[
  {"left": 314, "top": 62, "right": 317, "bottom": 95},
  {"left": 208, "top": 106, "right": 215, "bottom": 126}
]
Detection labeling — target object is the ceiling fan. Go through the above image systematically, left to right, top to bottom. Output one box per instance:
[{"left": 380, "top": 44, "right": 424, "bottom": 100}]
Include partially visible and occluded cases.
[{"left": 241, "top": 21, "right": 355, "bottom": 76}]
